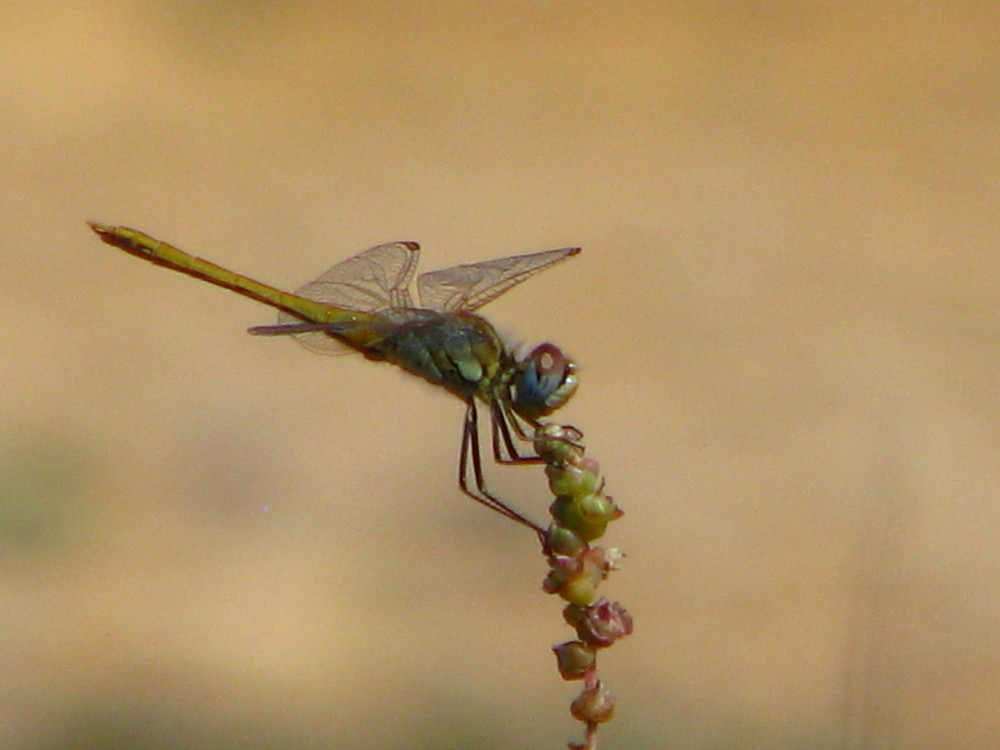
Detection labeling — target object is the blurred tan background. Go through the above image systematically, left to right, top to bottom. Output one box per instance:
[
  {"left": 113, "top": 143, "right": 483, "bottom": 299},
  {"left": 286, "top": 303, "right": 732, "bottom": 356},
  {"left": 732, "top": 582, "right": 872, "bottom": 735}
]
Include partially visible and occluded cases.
[{"left": 3, "top": 2, "right": 999, "bottom": 748}]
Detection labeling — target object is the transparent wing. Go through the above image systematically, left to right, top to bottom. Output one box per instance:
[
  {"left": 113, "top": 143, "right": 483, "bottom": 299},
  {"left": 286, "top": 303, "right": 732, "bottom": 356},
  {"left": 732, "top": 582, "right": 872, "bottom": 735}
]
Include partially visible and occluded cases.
[
  {"left": 276, "top": 241, "right": 420, "bottom": 354},
  {"left": 285, "top": 241, "right": 421, "bottom": 312},
  {"left": 416, "top": 246, "right": 580, "bottom": 312}
]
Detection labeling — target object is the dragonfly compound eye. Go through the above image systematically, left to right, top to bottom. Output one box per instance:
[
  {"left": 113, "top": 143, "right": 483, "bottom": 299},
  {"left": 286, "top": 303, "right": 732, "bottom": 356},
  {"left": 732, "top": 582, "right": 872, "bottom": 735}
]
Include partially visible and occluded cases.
[{"left": 512, "top": 343, "right": 579, "bottom": 420}]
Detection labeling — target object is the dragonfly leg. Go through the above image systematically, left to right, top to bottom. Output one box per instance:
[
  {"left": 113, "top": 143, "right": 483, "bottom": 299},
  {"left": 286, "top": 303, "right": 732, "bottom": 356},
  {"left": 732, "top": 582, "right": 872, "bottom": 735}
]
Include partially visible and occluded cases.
[
  {"left": 490, "top": 400, "right": 545, "bottom": 466},
  {"left": 460, "top": 401, "right": 545, "bottom": 539}
]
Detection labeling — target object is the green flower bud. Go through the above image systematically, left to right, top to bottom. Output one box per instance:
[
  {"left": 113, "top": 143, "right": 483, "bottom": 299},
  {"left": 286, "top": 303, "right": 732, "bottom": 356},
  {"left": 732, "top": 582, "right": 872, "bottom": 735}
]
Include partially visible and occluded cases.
[
  {"left": 546, "top": 460, "right": 600, "bottom": 499},
  {"left": 545, "top": 525, "right": 586, "bottom": 557},
  {"left": 560, "top": 570, "right": 598, "bottom": 606},
  {"left": 552, "top": 640, "right": 596, "bottom": 680}
]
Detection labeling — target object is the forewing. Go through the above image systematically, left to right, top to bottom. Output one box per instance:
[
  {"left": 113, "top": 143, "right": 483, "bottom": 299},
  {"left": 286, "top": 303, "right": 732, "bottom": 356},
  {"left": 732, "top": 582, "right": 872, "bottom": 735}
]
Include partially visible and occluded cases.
[
  {"left": 275, "top": 241, "right": 419, "bottom": 354},
  {"left": 286, "top": 241, "right": 421, "bottom": 311},
  {"left": 416, "top": 246, "right": 580, "bottom": 312}
]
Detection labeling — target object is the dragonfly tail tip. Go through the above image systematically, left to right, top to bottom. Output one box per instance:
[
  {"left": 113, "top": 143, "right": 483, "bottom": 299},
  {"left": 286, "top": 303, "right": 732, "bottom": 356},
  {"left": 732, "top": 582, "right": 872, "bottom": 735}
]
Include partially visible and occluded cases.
[{"left": 88, "top": 221, "right": 116, "bottom": 240}]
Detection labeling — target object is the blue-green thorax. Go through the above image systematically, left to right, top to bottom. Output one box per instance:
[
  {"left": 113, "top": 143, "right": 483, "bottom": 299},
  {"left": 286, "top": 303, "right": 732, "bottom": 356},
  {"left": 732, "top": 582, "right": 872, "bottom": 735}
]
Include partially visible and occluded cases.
[
  {"left": 367, "top": 309, "right": 578, "bottom": 421},
  {"left": 370, "top": 310, "right": 511, "bottom": 400}
]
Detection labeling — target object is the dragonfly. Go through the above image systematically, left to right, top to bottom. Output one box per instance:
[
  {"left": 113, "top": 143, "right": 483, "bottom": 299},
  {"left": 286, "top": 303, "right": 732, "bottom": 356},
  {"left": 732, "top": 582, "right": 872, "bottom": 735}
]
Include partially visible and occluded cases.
[{"left": 89, "top": 223, "right": 580, "bottom": 538}]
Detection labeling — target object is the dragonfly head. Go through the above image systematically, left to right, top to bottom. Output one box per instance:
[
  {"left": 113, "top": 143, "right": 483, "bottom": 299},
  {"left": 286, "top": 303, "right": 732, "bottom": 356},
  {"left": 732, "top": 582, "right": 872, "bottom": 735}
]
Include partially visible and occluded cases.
[{"left": 511, "top": 343, "right": 578, "bottom": 421}]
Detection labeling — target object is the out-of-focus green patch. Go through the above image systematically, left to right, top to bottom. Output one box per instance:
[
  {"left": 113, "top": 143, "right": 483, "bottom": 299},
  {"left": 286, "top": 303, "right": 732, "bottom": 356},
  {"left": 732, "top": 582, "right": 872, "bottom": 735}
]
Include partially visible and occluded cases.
[
  {"left": 0, "top": 434, "right": 94, "bottom": 550},
  {"left": 33, "top": 696, "right": 515, "bottom": 750},
  {"left": 37, "top": 705, "right": 309, "bottom": 750}
]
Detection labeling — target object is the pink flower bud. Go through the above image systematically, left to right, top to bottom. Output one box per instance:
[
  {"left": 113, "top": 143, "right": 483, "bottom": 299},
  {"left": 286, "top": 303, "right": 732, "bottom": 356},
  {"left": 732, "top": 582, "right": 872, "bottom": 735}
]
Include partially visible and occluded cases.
[{"left": 563, "top": 598, "right": 634, "bottom": 648}]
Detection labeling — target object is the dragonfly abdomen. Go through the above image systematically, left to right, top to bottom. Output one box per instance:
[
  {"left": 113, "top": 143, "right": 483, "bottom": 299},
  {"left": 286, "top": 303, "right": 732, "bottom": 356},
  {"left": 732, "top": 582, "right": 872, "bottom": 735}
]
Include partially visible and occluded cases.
[{"left": 374, "top": 311, "right": 509, "bottom": 400}]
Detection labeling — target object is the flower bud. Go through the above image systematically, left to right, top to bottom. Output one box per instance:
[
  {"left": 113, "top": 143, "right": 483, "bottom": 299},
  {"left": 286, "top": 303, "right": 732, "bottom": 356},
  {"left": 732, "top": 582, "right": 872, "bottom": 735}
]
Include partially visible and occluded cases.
[
  {"left": 534, "top": 424, "right": 585, "bottom": 465},
  {"left": 545, "top": 459, "right": 600, "bottom": 499},
  {"left": 550, "top": 493, "right": 617, "bottom": 542},
  {"left": 544, "top": 525, "right": 586, "bottom": 557},
  {"left": 542, "top": 554, "right": 578, "bottom": 594},
  {"left": 560, "top": 570, "right": 599, "bottom": 606},
  {"left": 563, "top": 598, "right": 634, "bottom": 648},
  {"left": 552, "top": 640, "right": 596, "bottom": 680},
  {"left": 570, "top": 679, "right": 616, "bottom": 724}
]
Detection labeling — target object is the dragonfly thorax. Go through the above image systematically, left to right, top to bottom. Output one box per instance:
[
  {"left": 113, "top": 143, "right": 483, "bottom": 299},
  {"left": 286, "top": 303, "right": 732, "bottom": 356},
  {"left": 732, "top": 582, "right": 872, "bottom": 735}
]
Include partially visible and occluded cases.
[{"left": 373, "top": 310, "right": 512, "bottom": 400}]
